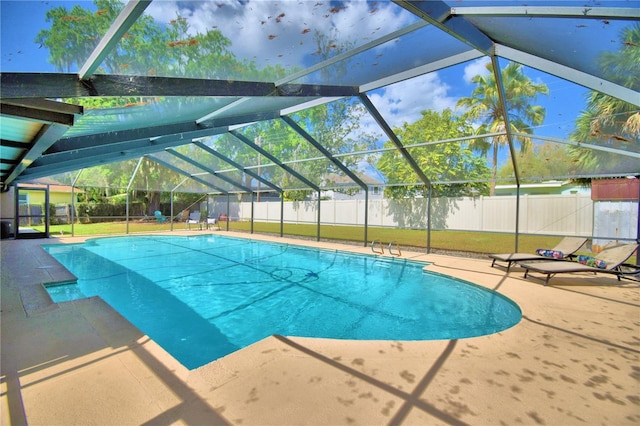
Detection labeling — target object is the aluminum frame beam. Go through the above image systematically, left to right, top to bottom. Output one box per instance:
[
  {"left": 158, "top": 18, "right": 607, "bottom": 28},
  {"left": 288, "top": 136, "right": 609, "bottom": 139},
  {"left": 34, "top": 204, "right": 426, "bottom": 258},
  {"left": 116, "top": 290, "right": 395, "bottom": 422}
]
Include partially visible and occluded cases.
[
  {"left": 393, "top": 0, "right": 494, "bottom": 55},
  {"left": 79, "top": 1, "right": 152, "bottom": 79},
  {"left": 450, "top": 6, "right": 640, "bottom": 20},
  {"left": 201, "top": 19, "right": 427, "bottom": 126},
  {"left": 275, "top": 20, "right": 430, "bottom": 86},
  {"left": 495, "top": 45, "right": 640, "bottom": 107},
  {"left": 360, "top": 49, "right": 484, "bottom": 93},
  {"left": 490, "top": 57, "right": 521, "bottom": 188},
  {"left": 490, "top": 57, "right": 521, "bottom": 251},
  {"left": 0, "top": 73, "right": 358, "bottom": 99},
  {"left": 358, "top": 94, "right": 432, "bottom": 188},
  {"left": 279, "top": 97, "right": 342, "bottom": 117},
  {"left": 1, "top": 98, "right": 83, "bottom": 118},
  {"left": 1, "top": 98, "right": 82, "bottom": 186},
  {"left": 196, "top": 98, "right": 253, "bottom": 124},
  {"left": 0, "top": 103, "right": 75, "bottom": 127},
  {"left": 46, "top": 111, "right": 286, "bottom": 158},
  {"left": 282, "top": 115, "right": 370, "bottom": 246},
  {"left": 281, "top": 116, "right": 368, "bottom": 191},
  {"left": 45, "top": 122, "right": 223, "bottom": 154},
  {"left": 3, "top": 124, "right": 69, "bottom": 187},
  {"left": 16, "top": 127, "right": 227, "bottom": 182},
  {"left": 32, "top": 128, "right": 228, "bottom": 166},
  {"left": 231, "top": 129, "right": 322, "bottom": 241},
  {"left": 229, "top": 130, "right": 320, "bottom": 192},
  {"left": 513, "top": 133, "right": 640, "bottom": 159},
  {"left": 1, "top": 140, "right": 29, "bottom": 150},
  {"left": 192, "top": 141, "right": 283, "bottom": 194},
  {"left": 165, "top": 148, "right": 252, "bottom": 193},
  {"left": 17, "top": 150, "right": 145, "bottom": 182},
  {"left": 145, "top": 155, "right": 229, "bottom": 195}
]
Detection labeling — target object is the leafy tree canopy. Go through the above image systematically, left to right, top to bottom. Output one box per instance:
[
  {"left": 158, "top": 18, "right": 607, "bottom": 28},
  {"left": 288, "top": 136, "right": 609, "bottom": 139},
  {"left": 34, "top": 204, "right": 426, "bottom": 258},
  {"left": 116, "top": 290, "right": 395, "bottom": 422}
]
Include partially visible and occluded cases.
[
  {"left": 34, "top": 0, "right": 378, "bottom": 204},
  {"left": 35, "top": 0, "right": 286, "bottom": 110},
  {"left": 569, "top": 23, "right": 640, "bottom": 175},
  {"left": 457, "top": 61, "right": 549, "bottom": 194},
  {"left": 376, "top": 109, "right": 490, "bottom": 199},
  {"left": 497, "top": 142, "right": 577, "bottom": 182}
]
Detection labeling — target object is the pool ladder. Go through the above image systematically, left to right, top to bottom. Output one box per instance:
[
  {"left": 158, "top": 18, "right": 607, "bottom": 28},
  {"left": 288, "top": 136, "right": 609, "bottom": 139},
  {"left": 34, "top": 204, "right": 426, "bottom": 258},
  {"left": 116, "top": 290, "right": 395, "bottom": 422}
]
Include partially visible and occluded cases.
[{"left": 370, "top": 240, "right": 402, "bottom": 256}]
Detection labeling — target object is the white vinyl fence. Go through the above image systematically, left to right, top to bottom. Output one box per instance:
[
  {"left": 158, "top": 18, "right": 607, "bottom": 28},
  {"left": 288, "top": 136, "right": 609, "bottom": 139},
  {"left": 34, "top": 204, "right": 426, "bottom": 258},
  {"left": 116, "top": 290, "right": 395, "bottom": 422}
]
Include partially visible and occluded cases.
[{"left": 224, "top": 194, "right": 599, "bottom": 236}]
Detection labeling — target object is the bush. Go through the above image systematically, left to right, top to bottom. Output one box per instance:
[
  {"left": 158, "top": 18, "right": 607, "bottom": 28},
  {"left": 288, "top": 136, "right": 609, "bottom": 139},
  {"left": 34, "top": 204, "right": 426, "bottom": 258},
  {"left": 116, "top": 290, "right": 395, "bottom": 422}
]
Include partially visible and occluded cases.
[{"left": 75, "top": 202, "right": 145, "bottom": 223}]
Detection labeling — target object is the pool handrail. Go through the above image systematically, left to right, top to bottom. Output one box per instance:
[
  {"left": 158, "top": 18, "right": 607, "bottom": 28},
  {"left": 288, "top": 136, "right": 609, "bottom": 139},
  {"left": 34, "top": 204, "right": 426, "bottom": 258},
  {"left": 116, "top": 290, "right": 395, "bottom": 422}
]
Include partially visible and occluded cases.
[{"left": 371, "top": 240, "right": 384, "bottom": 254}]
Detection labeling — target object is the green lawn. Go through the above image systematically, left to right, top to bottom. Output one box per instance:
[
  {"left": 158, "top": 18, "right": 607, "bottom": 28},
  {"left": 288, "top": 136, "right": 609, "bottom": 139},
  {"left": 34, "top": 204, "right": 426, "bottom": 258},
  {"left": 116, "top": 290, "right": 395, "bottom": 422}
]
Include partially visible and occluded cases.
[
  {"left": 33, "top": 220, "right": 566, "bottom": 255},
  {"left": 36, "top": 221, "right": 175, "bottom": 236},
  {"left": 226, "top": 221, "right": 565, "bottom": 254}
]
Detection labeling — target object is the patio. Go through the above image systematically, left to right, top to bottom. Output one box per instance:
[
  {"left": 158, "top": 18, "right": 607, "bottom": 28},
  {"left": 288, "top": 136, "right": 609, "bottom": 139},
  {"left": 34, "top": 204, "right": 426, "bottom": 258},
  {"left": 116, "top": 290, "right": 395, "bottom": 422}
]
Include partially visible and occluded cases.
[{"left": 1, "top": 232, "right": 638, "bottom": 425}]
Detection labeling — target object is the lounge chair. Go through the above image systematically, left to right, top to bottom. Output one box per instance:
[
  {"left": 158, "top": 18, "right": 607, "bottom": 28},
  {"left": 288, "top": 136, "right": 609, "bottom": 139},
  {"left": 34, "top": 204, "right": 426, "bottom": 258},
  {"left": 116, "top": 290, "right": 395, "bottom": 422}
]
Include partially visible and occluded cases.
[
  {"left": 186, "top": 211, "right": 201, "bottom": 230},
  {"left": 206, "top": 217, "right": 219, "bottom": 230},
  {"left": 489, "top": 236, "right": 587, "bottom": 272},
  {"left": 518, "top": 243, "right": 639, "bottom": 285}
]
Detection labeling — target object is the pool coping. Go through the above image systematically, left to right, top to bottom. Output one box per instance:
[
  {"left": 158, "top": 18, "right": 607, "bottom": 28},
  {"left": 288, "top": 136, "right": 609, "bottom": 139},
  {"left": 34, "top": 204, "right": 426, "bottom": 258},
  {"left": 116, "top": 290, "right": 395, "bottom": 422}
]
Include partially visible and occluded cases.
[{"left": 2, "top": 231, "right": 639, "bottom": 425}]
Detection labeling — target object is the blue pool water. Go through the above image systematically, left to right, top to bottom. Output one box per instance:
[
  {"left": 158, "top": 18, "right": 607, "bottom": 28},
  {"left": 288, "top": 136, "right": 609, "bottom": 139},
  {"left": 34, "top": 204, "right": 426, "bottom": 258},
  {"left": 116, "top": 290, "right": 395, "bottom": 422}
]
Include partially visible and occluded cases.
[{"left": 44, "top": 235, "right": 521, "bottom": 369}]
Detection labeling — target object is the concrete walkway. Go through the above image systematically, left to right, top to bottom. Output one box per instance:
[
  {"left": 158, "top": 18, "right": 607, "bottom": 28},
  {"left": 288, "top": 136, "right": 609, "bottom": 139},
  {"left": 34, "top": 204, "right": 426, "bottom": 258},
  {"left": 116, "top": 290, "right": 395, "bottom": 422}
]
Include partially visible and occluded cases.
[{"left": 1, "top": 232, "right": 639, "bottom": 425}]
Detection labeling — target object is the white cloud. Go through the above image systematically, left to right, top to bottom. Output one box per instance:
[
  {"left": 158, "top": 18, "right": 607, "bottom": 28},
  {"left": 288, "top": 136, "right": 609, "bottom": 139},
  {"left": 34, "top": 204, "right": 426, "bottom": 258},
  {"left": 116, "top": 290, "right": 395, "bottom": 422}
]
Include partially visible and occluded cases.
[
  {"left": 145, "top": 1, "right": 413, "bottom": 69},
  {"left": 145, "top": 2, "right": 454, "bottom": 137},
  {"left": 462, "top": 57, "right": 490, "bottom": 84},
  {"left": 367, "top": 73, "right": 457, "bottom": 129}
]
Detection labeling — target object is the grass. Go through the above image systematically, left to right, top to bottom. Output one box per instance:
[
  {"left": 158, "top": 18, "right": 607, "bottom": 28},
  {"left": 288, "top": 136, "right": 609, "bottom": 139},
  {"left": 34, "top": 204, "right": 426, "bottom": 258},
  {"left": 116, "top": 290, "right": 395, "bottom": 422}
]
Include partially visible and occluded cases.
[
  {"left": 32, "top": 220, "right": 565, "bottom": 255},
  {"left": 37, "top": 221, "right": 175, "bottom": 236},
  {"left": 226, "top": 221, "right": 564, "bottom": 255}
]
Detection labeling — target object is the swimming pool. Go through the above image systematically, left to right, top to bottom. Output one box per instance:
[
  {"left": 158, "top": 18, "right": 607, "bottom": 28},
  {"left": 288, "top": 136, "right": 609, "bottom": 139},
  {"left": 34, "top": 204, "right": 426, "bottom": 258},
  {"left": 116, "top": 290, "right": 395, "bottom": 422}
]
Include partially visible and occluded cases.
[{"left": 44, "top": 235, "right": 521, "bottom": 369}]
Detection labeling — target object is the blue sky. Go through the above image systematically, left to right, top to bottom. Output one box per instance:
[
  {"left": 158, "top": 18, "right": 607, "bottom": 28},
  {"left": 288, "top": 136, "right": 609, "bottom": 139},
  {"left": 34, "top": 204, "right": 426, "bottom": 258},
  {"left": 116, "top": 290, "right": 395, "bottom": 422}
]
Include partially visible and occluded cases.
[{"left": 1, "top": 1, "right": 94, "bottom": 72}]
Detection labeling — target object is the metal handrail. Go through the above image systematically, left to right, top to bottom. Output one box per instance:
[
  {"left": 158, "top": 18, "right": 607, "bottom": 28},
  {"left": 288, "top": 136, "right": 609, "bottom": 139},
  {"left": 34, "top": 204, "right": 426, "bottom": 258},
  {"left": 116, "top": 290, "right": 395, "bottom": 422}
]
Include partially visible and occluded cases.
[
  {"left": 371, "top": 239, "right": 384, "bottom": 254},
  {"left": 388, "top": 241, "right": 402, "bottom": 256}
]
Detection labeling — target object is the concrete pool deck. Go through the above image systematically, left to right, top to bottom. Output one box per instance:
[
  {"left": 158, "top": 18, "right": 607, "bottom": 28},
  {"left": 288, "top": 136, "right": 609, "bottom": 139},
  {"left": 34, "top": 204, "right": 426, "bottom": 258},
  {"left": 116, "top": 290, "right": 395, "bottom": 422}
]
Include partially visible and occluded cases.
[{"left": 1, "top": 231, "right": 638, "bottom": 425}]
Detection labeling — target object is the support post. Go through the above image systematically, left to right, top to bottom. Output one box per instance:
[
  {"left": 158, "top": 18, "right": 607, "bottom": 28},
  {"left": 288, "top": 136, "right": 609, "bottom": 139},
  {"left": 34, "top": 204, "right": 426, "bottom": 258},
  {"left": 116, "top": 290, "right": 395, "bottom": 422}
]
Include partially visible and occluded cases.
[
  {"left": 125, "top": 158, "right": 144, "bottom": 235},
  {"left": 70, "top": 170, "right": 83, "bottom": 237},
  {"left": 44, "top": 185, "right": 50, "bottom": 238},
  {"left": 427, "top": 185, "right": 432, "bottom": 254},
  {"left": 515, "top": 186, "right": 521, "bottom": 252},
  {"left": 364, "top": 188, "right": 369, "bottom": 247},
  {"left": 317, "top": 190, "right": 321, "bottom": 242},
  {"left": 125, "top": 191, "right": 130, "bottom": 234},
  {"left": 170, "top": 191, "right": 174, "bottom": 231},
  {"left": 251, "top": 192, "right": 255, "bottom": 234},
  {"left": 226, "top": 194, "right": 230, "bottom": 231},
  {"left": 280, "top": 196, "right": 284, "bottom": 237}
]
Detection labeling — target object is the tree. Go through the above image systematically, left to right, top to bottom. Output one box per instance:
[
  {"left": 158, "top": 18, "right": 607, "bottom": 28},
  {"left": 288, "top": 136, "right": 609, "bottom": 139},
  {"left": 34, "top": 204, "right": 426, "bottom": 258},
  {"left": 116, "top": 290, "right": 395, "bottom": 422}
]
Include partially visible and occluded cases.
[
  {"left": 34, "top": 0, "right": 279, "bottom": 211},
  {"left": 35, "top": 0, "right": 376, "bottom": 204},
  {"left": 35, "top": 0, "right": 246, "bottom": 79},
  {"left": 569, "top": 23, "right": 640, "bottom": 175},
  {"left": 207, "top": 31, "right": 379, "bottom": 202},
  {"left": 457, "top": 62, "right": 549, "bottom": 195},
  {"left": 207, "top": 99, "right": 377, "bottom": 202},
  {"left": 374, "top": 109, "right": 490, "bottom": 229},
  {"left": 376, "top": 109, "right": 491, "bottom": 198},
  {"left": 496, "top": 142, "right": 576, "bottom": 181}
]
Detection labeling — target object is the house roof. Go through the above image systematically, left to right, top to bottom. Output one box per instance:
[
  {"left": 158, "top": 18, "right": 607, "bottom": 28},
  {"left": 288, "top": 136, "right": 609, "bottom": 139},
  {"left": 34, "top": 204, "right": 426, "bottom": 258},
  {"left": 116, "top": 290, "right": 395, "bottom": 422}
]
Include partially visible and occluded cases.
[{"left": 18, "top": 177, "right": 83, "bottom": 194}]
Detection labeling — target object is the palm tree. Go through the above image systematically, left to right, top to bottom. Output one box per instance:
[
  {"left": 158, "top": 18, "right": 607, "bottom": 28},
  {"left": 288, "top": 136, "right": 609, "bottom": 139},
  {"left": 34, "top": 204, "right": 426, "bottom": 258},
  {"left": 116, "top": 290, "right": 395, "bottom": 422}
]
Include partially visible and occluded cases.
[
  {"left": 569, "top": 24, "right": 640, "bottom": 175},
  {"left": 457, "top": 61, "right": 549, "bottom": 194}
]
